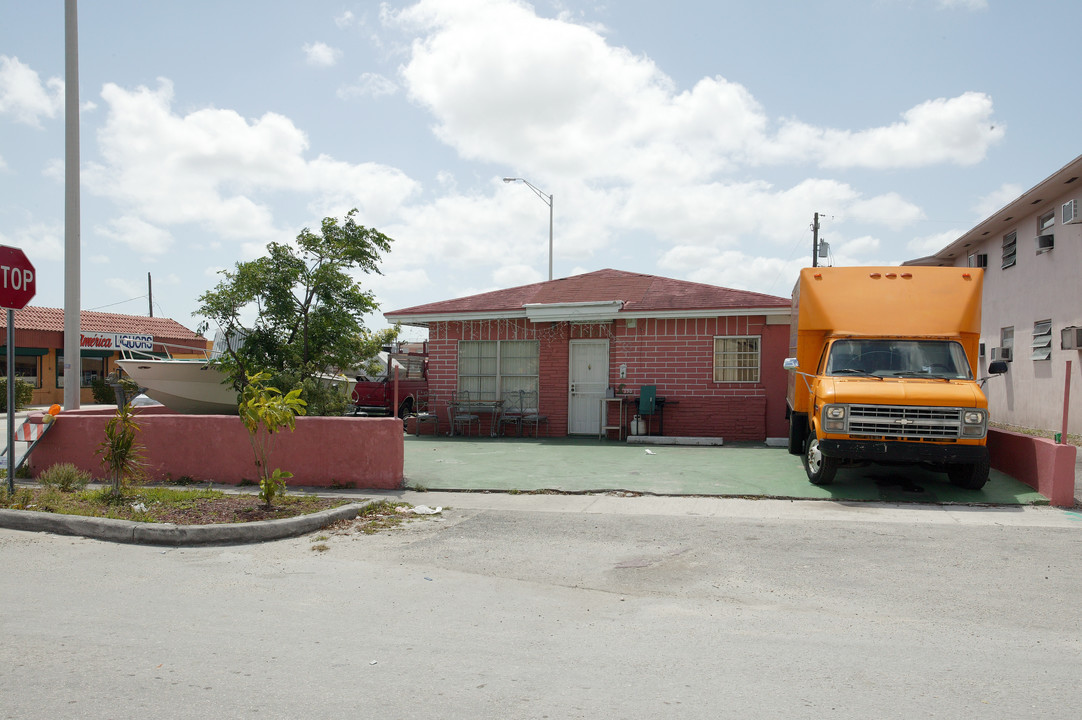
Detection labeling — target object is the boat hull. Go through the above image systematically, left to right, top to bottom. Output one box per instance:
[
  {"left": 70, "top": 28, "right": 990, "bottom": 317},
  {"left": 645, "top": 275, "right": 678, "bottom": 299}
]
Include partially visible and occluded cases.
[{"left": 116, "top": 359, "right": 238, "bottom": 414}]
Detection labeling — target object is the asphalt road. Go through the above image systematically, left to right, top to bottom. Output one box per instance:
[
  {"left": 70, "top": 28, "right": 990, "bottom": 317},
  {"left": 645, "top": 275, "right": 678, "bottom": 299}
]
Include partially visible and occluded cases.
[{"left": 1, "top": 494, "right": 1080, "bottom": 719}]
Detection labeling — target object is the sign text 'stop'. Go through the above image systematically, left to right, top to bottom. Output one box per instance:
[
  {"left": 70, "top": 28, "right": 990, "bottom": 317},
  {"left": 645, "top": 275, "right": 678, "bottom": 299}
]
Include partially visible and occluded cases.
[{"left": 0, "top": 245, "right": 36, "bottom": 311}]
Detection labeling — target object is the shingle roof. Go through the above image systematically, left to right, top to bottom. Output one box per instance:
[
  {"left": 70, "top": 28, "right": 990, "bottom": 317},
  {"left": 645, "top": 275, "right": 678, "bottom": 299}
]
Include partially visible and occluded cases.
[
  {"left": 386, "top": 269, "right": 790, "bottom": 319},
  {"left": 0, "top": 306, "right": 205, "bottom": 342}
]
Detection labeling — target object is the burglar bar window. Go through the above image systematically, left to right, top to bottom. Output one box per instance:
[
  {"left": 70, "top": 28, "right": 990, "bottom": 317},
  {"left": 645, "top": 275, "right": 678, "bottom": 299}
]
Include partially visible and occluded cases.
[
  {"left": 713, "top": 336, "right": 760, "bottom": 383},
  {"left": 458, "top": 340, "right": 539, "bottom": 401}
]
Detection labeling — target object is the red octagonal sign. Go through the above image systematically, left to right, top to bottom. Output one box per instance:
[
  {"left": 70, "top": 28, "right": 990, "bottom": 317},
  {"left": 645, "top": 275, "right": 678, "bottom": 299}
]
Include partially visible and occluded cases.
[{"left": 0, "top": 245, "right": 36, "bottom": 310}]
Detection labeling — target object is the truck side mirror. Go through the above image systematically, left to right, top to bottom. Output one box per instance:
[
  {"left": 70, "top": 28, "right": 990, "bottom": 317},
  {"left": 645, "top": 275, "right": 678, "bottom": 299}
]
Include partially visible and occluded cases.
[
  {"left": 783, "top": 357, "right": 799, "bottom": 370},
  {"left": 987, "top": 360, "right": 1008, "bottom": 375}
]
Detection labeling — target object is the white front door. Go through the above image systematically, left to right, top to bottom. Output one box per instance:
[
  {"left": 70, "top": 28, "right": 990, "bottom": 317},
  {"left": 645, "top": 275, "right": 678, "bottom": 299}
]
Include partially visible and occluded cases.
[{"left": 568, "top": 340, "right": 609, "bottom": 435}]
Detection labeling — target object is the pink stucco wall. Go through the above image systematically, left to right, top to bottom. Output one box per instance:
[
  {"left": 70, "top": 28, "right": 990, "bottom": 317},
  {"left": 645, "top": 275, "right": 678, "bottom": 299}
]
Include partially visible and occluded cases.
[
  {"left": 26, "top": 407, "right": 403, "bottom": 489},
  {"left": 988, "top": 428, "right": 1076, "bottom": 507}
]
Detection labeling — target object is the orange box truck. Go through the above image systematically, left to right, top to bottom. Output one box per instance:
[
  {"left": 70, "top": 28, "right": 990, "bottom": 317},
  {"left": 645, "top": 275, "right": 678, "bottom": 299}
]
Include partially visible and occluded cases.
[{"left": 784, "top": 267, "right": 1006, "bottom": 489}]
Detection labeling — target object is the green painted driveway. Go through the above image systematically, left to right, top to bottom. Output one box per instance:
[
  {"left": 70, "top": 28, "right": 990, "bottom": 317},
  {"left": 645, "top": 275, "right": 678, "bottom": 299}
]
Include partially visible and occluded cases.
[{"left": 403, "top": 436, "right": 1047, "bottom": 505}]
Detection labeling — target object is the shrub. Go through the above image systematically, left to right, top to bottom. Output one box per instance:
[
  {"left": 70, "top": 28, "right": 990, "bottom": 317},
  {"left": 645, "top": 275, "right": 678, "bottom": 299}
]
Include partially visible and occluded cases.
[
  {"left": 268, "top": 370, "right": 347, "bottom": 417},
  {"left": 239, "top": 371, "right": 306, "bottom": 508},
  {"left": 92, "top": 373, "right": 141, "bottom": 405},
  {"left": 0, "top": 377, "right": 34, "bottom": 412},
  {"left": 90, "top": 377, "right": 114, "bottom": 404},
  {"left": 97, "top": 403, "right": 146, "bottom": 498},
  {"left": 38, "top": 462, "right": 92, "bottom": 492}
]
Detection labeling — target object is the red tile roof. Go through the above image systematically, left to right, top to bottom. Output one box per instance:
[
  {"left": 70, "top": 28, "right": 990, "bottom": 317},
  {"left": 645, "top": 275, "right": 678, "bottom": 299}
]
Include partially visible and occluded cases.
[
  {"left": 386, "top": 269, "right": 790, "bottom": 318},
  {"left": 0, "top": 305, "right": 205, "bottom": 342}
]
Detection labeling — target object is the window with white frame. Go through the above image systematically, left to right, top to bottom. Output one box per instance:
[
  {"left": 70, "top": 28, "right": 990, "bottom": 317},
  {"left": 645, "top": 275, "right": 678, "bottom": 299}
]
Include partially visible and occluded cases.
[
  {"left": 1036, "top": 211, "right": 1055, "bottom": 254},
  {"left": 1001, "top": 231, "right": 1017, "bottom": 269},
  {"left": 967, "top": 252, "right": 988, "bottom": 268},
  {"left": 1031, "top": 319, "right": 1052, "bottom": 361},
  {"left": 999, "top": 326, "right": 1014, "bottom": 362},
  {"left": 713, "top": 336, "right": 760, "bottom": 383},
  {"left": 457, "top": 340, "right": 539, "bottom": 401}
]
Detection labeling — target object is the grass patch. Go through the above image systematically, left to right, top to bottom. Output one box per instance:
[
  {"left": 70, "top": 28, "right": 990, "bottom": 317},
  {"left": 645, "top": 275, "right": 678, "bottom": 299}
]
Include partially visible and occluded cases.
[{"left": 0, "top": 485, "right": 350, "bottom": 525}]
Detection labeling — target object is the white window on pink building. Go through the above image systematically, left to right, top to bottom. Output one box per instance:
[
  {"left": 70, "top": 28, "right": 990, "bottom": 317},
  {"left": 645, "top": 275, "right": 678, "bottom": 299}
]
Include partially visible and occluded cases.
[
  {"left": 713, "top": 336, "right": 760, "bottom": 383},
  {"left": 458, "top": 340, "right": 539, "bottom": 401}
]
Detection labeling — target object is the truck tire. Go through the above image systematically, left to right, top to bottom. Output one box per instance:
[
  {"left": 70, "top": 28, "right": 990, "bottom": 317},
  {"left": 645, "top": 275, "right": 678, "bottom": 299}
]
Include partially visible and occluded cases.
[
  {"left": 399, "top": 399, "right": 414, "bottom": 430},
  {"left": 788, "top": 414, "right": 807, "bottom": 456},
  {"left": 803, "top": 435, "right": 838, "bottom": 486},
  {"left": 947, "top": 455, "right": 990, "bottom": 490}
]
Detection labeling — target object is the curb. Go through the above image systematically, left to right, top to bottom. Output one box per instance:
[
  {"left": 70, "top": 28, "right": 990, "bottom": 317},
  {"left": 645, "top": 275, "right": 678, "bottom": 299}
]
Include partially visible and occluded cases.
[{"left": 0, "top": 501, "right": 371, "bottom": 546}]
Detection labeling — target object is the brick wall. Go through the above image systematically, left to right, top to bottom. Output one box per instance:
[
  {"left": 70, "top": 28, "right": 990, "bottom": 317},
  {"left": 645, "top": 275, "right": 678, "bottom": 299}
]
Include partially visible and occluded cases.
[{"left": 424, "top": 315, "right": 789, "bottom": 440}]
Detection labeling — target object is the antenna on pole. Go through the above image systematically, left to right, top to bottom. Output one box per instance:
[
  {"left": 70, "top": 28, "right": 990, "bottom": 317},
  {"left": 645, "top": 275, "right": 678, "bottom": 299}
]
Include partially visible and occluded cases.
[{"left": 811, "top": 212, "right": 820, "bottom": 267}]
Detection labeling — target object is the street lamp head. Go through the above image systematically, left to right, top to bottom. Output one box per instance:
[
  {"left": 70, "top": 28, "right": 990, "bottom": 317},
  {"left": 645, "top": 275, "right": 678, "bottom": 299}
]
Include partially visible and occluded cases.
[{"left": 502, "top": 177, "right": 518, "bottom": 183}]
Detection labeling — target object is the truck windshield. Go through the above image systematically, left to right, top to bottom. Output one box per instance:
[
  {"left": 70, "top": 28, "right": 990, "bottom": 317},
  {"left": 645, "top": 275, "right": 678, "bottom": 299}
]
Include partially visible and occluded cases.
[{"left": 825, "top": 339, "right": 972, "bottom": 380}]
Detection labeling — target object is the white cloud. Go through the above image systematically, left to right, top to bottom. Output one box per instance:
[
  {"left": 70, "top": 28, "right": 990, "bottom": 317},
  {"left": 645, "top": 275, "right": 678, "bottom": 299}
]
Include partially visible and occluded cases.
[
  {"left": 938, "top": 0, "right": 988, "bottom": 10},
  {"left": 387, "top": 1, "right": 1002, "bottom": 179},
  {"left": 335, "top": 11, "right": 356, "bottom": 28},
  {"left": 303, "top": 42, "right": 342, "bottom": 67},
  {"left": 0, "top": 55, "right": 63, "bottom": 127},
  {"left": 337, "top": 73, "right": 398, "bottom": 100},
  {"left": 82, "top": 79, "right": 418, "bottom": 248},
  {"left": 770, "top": 93, "right": 1004, "bottom": 169},
  {"left": 973, "top": 183, "right": 1024, "bottom": 221},
  {"left": 847, "top": 193, "right": 925, "bottom": 229},
  {"left": 96, "top": 215, "right": 175, "bottom": 257},
  {"left": 2, "top": 222, "right": 64, "bottom": 262},
  {"left": 907, "top": 229, "right": 962, "bottom": 256},
  {"left": 836, "top": 235, "right": 881, "bottom": 257},
  {"left": 658, "top": 246, "right": 805, "bottom": 299}
]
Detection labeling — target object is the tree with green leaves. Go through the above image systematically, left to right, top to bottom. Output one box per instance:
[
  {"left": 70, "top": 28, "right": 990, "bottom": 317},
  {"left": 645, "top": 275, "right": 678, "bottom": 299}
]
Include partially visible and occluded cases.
[
  {"left": 196, "top": 209, "right": 393, "bottom": 412},
  {"left": 238, "top": 371, "right": 307, "bottom": 508}
]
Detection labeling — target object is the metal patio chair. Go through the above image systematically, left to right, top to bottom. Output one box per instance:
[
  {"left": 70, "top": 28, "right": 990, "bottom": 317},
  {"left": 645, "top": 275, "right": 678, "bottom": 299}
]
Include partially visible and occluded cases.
[
  {"left": 519, "top": 389, "right": 549, "bottom": 437},
  {"left": 410, "top": 390, "right": 439, "bottom": 437},
  {"left": 450, "top": 390, "right": 480, "bottom": 436},
  {"left": 494, "top": 390, "right": 525, "bottom": 436}
]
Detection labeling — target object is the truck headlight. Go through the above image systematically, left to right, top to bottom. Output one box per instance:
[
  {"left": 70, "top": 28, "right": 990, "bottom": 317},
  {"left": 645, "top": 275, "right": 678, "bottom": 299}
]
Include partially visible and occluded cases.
[
  {"left": 823, "top": 404, "right": 847, "bottom": 432},
  {"left": 962, "top": 409, "right": 987, "bottom": 437}
]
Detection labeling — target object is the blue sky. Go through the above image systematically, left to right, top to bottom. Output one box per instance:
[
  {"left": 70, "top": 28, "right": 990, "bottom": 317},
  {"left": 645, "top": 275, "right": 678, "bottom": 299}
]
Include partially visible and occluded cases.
[{"left": 1, "top": 0, "right": 1076, "bottom": 341}]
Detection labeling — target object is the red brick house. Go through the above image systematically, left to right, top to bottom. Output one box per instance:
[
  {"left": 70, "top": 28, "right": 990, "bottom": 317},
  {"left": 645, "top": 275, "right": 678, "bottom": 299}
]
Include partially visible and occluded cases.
[{"left": 384, "top": 269, "right": 792, "bottom": 441}]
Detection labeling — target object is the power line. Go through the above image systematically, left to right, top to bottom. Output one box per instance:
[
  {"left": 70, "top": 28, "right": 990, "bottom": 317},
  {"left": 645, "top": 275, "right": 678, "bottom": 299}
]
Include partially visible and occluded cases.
[{"left": 87, "top": 295, "right": 148, "bottom": 312}]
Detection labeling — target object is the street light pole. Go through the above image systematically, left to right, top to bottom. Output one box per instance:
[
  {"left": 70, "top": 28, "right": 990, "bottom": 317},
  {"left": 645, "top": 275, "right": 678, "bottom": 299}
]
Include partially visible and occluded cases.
[{"left": 503, "top": 177, "right": 553, "bottom": 281}]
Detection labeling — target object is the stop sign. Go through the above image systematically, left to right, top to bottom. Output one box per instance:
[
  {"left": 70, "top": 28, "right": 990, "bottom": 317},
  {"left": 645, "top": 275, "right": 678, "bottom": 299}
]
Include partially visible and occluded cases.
[{"left": 0, "top": 245, "right": 36, "bottom": 310}]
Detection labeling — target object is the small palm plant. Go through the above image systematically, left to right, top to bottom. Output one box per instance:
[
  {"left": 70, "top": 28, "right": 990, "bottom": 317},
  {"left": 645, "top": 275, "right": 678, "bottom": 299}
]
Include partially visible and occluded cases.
[
  {"left": 238, "top": 371, "right": 307, "bottom": 508},
  {"left": 97, "top": 403, "right": 145, "bottom": 499}
]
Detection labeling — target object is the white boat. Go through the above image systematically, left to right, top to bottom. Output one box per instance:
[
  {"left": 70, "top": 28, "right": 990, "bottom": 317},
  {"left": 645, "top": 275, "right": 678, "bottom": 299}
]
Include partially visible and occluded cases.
[
  {"left": 116, "top": 357, "right": 356, "bottom": 415},
  {"left": 115, "top": 359, "right": 238, "bottom": 414}
]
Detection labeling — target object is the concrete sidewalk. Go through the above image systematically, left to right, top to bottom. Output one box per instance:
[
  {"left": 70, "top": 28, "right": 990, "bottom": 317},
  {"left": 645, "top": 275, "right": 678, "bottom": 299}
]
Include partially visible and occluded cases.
[{"left": 403, "top": 435, "right": 1050, "bottom": 505}]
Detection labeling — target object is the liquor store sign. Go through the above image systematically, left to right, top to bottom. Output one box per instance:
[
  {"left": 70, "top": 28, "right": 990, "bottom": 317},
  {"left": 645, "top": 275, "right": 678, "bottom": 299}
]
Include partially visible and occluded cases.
[{"left": 80, "top": 331, "right": 155, "bottom": 352}]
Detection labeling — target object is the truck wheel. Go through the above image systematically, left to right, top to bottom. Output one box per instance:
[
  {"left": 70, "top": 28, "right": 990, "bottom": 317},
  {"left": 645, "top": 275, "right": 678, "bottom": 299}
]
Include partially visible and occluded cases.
[
  {"left": 788, "top": 414, "right": 807, "bottom": 455},
  {"left": 803, "top": 436, "right": 838, "bottom": 486},
  {"left": 947, "top": 455, "right": 990, "bottom": 490}
]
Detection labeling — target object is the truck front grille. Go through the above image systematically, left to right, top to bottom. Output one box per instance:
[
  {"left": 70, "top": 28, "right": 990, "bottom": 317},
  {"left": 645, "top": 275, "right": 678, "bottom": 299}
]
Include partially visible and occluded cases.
[{"left": 847, "top": 405, "right": 962, "bottom": 439}]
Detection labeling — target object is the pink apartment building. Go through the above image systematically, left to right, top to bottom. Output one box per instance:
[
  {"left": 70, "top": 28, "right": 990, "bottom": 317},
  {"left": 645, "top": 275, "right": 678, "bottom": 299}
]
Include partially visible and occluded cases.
[{"left": 906, "top": 153, "right": 1082, "bottom": 436}]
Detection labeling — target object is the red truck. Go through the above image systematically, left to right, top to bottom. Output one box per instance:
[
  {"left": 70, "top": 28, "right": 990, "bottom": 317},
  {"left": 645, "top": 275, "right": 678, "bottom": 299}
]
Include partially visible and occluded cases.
[{"left": 350, "top": 343, "right": 429, "bottom": 418}]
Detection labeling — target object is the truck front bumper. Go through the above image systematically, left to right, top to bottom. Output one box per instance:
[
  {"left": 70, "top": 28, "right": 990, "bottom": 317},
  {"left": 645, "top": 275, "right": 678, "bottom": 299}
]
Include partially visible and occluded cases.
[{"left": 819, "top": 439, "right": 988, "bottom": 465}]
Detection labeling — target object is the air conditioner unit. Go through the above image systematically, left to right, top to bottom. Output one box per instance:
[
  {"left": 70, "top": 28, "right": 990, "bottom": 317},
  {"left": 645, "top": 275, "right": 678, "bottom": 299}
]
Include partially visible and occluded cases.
[
  {"left": 1063, "top": 199, "right": 1082, "bottom": 224},
  {"left": 1036, "top": 234, "right": 1055, "bottom": 252},
  {"left": 1062, "top": 327, "right": 1082, "bottom": 350},
  {"left": 991, "top": 347, "right": 1012, "bottom": 362}
]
